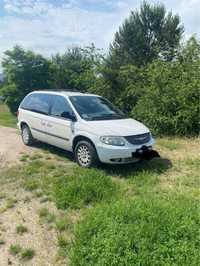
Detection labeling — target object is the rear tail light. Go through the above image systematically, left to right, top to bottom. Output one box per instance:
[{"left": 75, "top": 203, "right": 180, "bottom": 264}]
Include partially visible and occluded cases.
[{"left": 16, "top": 110, "right": 19, "bottom": 117}]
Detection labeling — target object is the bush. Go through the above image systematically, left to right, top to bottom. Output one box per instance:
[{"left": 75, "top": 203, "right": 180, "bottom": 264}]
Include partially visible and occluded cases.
[
  {"left": 101, "top": 37, "right": 200, "bottom": 136},
  {"left": 133, "top": 57, "right": 200, "bottom": 136},
  {"left": 53, "top": 168, "right": 119, "bottom": 209},
  {"left": 70, "top": 197, "right": 200, "bottom": 266}
]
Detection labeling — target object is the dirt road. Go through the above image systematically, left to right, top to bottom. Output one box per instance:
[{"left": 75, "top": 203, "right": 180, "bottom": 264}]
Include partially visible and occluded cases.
[
  {"left": 0, "top": 126, "right": 35, "bottom": 167},
  {"left": 0, "top": 126, "right": 66, "bottom": 265}
]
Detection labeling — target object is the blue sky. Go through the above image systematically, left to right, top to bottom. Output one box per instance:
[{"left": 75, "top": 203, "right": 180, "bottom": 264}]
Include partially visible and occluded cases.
[{"left": 0, "top": 0, "right": 199, "bottom": 65}]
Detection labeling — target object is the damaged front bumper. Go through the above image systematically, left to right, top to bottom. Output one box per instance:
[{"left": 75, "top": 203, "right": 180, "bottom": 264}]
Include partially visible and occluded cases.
[{"left": 133, "top": 146, "right": 160, "bottom": 160}]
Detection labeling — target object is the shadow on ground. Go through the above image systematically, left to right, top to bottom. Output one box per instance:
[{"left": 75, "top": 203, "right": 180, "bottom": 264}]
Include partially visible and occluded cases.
[
  {"left": 34, "top": 141, "right": 74, "bottom": 161},
  {"left": 32, "top": 142, "right": 172, "bottom": 177},
  {"left": 100, "top": 157, "right": 172, "bottom": 177}
]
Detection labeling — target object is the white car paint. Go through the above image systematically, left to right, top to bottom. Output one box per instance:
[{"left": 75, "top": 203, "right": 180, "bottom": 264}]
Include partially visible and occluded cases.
[
  {"left": 18, "top": 91, "right": 155, "bottom": 164},
  {"left": 82, "top": 118, "right": 150, "bottom": 136}
]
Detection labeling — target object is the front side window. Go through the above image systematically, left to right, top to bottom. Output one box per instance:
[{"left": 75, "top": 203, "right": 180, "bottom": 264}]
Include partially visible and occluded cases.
[
  {"left": 20, "top": 93, "right": 52, "bottom": 115},
  {"left": 50, "top": 96, "right": 75, "bottom": 119},
  {"left": 69, "top": 96, "right": 126, "bottom": 121}
]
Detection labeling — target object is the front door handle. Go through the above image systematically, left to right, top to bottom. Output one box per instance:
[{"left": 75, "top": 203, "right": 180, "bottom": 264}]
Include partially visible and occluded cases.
[
  {"left": 41, "top": 121, "right": 46, "bottom": 126},
  {"left": 46, "top": 123, "right": 53, "bottom": 128}
]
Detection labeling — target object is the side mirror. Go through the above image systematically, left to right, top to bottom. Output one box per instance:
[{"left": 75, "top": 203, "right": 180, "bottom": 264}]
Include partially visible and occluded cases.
[{"left": 61, "top": 112, "right": 77, "bottom": 122}]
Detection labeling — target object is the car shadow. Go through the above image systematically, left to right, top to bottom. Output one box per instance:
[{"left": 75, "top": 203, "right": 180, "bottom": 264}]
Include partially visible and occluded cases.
[
  {"left": 31, "top": 142, "right": 172, "bottom": 177},
  {"left": 33, "top": 142, "right": 74, "bottom": 161},
  {"left": 100, "top": 157, "right": 172, "bottom": 177}
]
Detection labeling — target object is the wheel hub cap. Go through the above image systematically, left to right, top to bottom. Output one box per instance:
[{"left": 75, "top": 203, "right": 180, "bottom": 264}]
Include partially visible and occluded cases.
[{"left": 77, "top": 145, "right": 91, "bottom": 166}]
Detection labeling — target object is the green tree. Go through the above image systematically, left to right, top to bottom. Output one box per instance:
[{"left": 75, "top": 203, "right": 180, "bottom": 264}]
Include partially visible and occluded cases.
[
  {"left": 99, "top": 1, "right": 184, "bottom": 106},
  {"left": 110, "top": 1, "right": 184, "bottom": 67},
  {"left": 51, "top": 45, "right": 103, "bottom": 93},
  {"left": 1, "top": 46, "right": 52, "bottom": 113},
  {"left": 116, "top": 64, "right": 149, "bottom": 112}
]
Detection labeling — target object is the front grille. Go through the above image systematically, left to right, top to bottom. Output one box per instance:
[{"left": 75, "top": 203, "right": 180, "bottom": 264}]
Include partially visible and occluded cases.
[{"left": 124, "top": 133, "right": 151, "bottom": 145}]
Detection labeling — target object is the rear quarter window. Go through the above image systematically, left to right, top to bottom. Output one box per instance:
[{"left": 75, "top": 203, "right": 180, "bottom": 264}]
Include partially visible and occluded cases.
[{"left": 20, "top": 93, "right": 52, "bottom": 115}]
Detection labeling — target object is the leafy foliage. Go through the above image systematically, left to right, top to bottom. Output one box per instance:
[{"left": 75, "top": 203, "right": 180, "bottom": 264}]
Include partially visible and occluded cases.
[
  {"left": 109, "top": 1, "right": 183, "bottom": 67},
  {"left": 133, "top": 37, "right": 200, "bottom": 135},
  {"left": 51, "top": 45, "right": 103, "bottom": 93},
  {"left": 1, "top": 46, "right": 52, "bottom": 113},
  {"left": 70, "top": 197, "right": 200, "bottom": 266}
]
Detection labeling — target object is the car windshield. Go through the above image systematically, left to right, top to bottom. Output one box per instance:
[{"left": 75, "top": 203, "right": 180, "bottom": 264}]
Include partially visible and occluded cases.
[{"left": 69, "top": 96, "right": 127, "bottom": 121}]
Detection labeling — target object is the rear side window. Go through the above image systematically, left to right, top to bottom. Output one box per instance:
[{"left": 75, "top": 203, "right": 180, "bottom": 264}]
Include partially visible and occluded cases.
[
  {"left": 20, "top": 93, "right": 52, "bottom": 115},
  {"left": 50, "top": 96, "right": 74, "bottom": 118}
]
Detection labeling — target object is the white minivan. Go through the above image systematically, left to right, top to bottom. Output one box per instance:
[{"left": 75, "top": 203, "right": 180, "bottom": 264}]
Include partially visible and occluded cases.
[{"left": 18, "top": 91, "right": 158, "bottom": 167}]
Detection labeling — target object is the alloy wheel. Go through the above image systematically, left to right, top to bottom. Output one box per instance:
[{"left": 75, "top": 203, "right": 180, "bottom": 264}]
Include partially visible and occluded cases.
[{"left": 77, "top": 144, "right": 91, "bottom": 167}]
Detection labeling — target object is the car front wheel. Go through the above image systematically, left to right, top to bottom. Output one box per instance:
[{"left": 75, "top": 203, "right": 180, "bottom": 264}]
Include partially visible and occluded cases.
[{"left": 75, "top": 140, "right": 99, "bottom": 168}]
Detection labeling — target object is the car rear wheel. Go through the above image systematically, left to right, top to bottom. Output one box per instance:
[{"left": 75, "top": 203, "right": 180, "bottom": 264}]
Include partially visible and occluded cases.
[
  {"left": 21, "top": 124, "right": 34, "bottom": 146},
  {"left": 75, "top": 140, "right": 99, "bottom": 168}
]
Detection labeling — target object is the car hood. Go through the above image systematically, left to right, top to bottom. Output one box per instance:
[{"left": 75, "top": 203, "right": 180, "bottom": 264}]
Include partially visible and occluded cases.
[{"left": 82, "top": 118, "right": 149, "bottom": 136}]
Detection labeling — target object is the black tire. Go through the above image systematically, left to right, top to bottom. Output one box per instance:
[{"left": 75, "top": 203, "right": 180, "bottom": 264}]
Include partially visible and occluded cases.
[
  {"left": 21, "top": 124, "right": 34, "bottom": 146},
  {"left": 75, "top": 140, "right": 99, "bottom": 168}
]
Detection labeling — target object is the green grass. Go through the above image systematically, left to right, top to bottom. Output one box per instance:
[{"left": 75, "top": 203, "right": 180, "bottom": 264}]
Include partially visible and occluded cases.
[
  {"left": 0, "top": 104, "right": 17, "bottom": 128},
  {"left": 1, "top": 138, "right": 199, "bottom": 265},
  {"left": 157, "top": 138, "right": 184, "bottom": 150},
  {"left": 20, "top": 154, "right": 29, "bottom": 162},
  {"left": 16, "top": 160, "right": 119, "bottom": 210},
  {"left": 53, "top": 168, "right": 119, "bottom": 209},
  {"left": 23, "top": 178, "right": 39, "bottom": 191},
  {"left": 0, "top": 193, "right": 6, "bottom": 200},
  {"left": 0, "top": 197, "right": 18, "bottom": 213},
  {"left": 71, "top": 197, "right": 200, "bottom": 266},
  {"left": 5, "top": 198, "right": 17, "bottom": 209},
  {"left": 38, "top": 207, "right": 56, "bottom": 224},
  {"left": 56, "top": 215, "right": 71, "bottom": 232},
  {"left": 16, "top": 224, "right": 28, "bottom": 235},
  {"left": 57, "top": 233, "right": 70, "bottom": 258},
  {"left": 0, "top": 239, "right": 5, "bottom": 245},
  {"left": 9, "top": 244, "right": 22, "bottom": 256},
  {"left": 9, "top": 244, "right": 35, "bottom": 261},
  {"left": 20, "top": 248, "right": 35, "bottom": 261}
]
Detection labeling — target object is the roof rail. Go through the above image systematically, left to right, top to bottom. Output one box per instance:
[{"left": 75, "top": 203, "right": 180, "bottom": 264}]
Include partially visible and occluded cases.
[{"left": 46, "top": 89, "right": 83, "bottom": 93}]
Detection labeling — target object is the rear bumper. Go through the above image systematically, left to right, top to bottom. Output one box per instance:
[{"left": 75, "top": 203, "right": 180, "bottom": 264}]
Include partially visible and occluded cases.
[{"left": 96, "top": 138, "right": 155, "bottom": 164}]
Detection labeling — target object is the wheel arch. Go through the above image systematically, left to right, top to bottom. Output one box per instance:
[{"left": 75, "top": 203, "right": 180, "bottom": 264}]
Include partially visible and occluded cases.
[
  {"left": 20, "top": 121, "right": 30, "bottom": 130},
  {"left": 72, "top": 135, "right": 97, "bottom": 152}
]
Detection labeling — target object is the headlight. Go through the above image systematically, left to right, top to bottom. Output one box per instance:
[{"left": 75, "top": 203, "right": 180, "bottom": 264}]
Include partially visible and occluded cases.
[{"left": 100, "top": 136, "right": 125, "bottom": 146}]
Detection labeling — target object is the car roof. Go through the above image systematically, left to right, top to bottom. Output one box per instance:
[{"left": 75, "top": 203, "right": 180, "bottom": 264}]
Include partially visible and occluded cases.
[{"left": 30, "top": 90, "right": 99, "bottom": 97}]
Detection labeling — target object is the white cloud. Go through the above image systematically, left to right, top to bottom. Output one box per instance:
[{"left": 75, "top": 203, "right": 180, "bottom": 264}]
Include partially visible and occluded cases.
[
  {"left": 0, "top": 0, "right": 199, "bottom": 70},
  {"left": 0, "top": 0, "right": 130, "bottom": 62},
  {"left": 3, "top": 0, "right": 55, "bottom": 15},
  {"left": 174, "top": 0, "right": 200, "bottom": 39}
]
